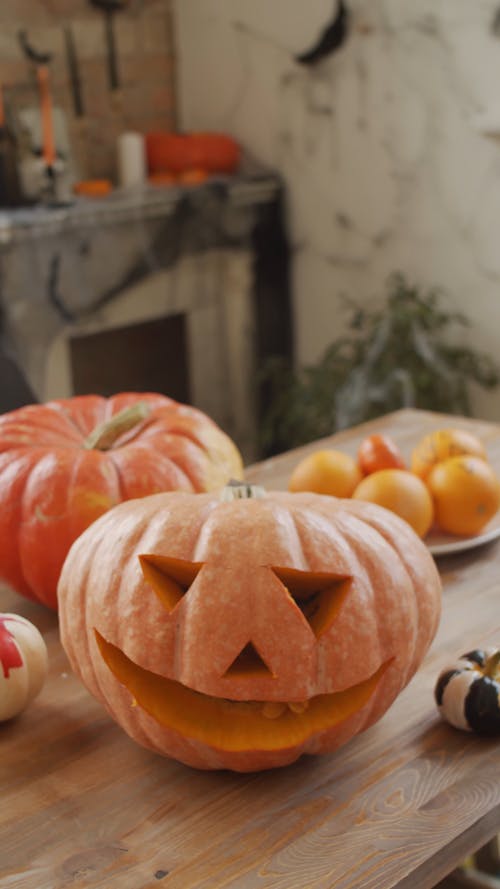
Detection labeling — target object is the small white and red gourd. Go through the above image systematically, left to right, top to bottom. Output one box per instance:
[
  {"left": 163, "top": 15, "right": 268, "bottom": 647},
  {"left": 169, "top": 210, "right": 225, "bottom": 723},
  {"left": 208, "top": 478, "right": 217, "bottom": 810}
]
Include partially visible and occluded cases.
[
  {"left": 59, "top": 482, "right": 442, "bottom": 772},
  {"left": 0, "top": 613, "right": 48, "bottom": 721},
  {"left": 435, "top": 648, "right": 500, "bottom": 736}
]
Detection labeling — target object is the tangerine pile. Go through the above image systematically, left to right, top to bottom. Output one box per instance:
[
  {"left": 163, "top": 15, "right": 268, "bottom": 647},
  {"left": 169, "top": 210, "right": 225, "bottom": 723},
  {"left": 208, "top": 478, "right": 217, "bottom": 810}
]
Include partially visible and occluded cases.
[{"left": 288, "top": 428, "right": 500, "bottom": 540}]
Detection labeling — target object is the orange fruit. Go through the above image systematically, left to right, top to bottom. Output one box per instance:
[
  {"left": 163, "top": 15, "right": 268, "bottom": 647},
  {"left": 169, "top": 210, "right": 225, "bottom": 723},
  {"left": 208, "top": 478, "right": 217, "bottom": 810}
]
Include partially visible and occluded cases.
[
  {"left": 177, "top": 168, "right": 209, "bottom": 185},
  {"left": 411, "top": 428, "right": 487, "bottom": 480},
  {"left": 357, "top": 433, "right": 406, "bottom": 475},
  {"left": 288, "top": 449, "right": 362, "bottom": 498},
  {"left": 426, "top": 455, "right": 500, "bottom": 536},
  {"left": 352, "top": 468, "right": 434, "bottom": 538}
]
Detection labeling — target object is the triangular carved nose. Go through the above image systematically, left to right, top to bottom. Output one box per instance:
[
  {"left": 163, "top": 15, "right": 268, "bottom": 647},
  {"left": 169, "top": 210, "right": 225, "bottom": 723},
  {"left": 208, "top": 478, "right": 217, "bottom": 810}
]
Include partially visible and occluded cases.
[{"left": 223, "top": 642, "right": 275, "bottom": 679}]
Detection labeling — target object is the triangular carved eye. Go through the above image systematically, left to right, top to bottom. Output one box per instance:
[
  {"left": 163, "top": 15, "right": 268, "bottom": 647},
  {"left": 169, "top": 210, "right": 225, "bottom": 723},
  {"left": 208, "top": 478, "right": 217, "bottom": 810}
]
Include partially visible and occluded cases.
[
  {"left": 139, "top": 554, "right": 203, "bottom": 612},
  {"left": 271, "top": 566, "right": 352, "bottom": 638},
  {"left": 223, "top": 642, "right": 274, "bottom": 679}
]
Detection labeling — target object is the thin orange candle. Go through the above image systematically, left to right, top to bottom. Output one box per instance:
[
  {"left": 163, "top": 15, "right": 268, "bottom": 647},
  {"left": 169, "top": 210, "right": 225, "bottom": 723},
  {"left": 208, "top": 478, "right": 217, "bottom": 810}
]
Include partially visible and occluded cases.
[{"left": 37, "top": 65, "right": 56, "bottom": 168}]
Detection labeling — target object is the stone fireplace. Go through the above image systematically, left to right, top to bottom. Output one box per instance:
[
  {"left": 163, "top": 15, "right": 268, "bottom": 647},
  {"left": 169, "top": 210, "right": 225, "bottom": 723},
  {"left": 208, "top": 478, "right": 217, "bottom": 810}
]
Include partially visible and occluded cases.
[{"left": 0, "top": 172, "right": 291, "bottom": 461}]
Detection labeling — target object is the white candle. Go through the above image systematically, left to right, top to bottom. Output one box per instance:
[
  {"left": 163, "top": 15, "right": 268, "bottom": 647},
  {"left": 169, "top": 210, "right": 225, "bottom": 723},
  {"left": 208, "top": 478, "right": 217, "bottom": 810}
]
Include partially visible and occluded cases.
[{"left": 117, "top": 131, "right": 146, "bottom": 188}]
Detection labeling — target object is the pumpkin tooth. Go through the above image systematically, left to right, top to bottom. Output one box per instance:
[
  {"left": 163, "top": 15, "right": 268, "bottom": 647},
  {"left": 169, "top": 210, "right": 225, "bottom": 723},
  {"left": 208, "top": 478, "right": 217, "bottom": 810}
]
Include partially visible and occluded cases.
[
  {"left": 288, "top": 701, "right": 309, "bottom": 714},
  {"left": 261, "top": 702, "right": 287, "bottom": 719}
]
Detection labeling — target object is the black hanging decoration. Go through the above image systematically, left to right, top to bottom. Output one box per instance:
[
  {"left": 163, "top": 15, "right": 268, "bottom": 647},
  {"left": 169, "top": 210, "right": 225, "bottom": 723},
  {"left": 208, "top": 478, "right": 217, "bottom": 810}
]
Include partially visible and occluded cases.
[
  {"left": 295, "top": 0, "right": 350, "bottom": 66},
  {"left": 491, "top": 4, "right": 500, "bottom": 36}
]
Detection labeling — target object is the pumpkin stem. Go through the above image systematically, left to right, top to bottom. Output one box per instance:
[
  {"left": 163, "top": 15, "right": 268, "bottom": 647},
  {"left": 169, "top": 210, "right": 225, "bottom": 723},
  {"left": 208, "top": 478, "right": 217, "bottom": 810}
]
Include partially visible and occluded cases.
[
  {"left": 84, "top": 402, "right": 152, "bottom": 451},
  {"left": 220, "top": 480, "right": 266, "bottom": 501},
  {"left": 484, "top": 651, "right": 500, "bottom": 681}
]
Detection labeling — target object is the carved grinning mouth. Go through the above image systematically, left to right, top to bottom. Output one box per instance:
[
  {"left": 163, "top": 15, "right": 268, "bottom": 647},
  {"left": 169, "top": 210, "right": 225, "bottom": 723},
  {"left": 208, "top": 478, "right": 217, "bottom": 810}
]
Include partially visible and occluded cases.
[{"left": 95, "top": 631, "right": 391, "bottom": 752}]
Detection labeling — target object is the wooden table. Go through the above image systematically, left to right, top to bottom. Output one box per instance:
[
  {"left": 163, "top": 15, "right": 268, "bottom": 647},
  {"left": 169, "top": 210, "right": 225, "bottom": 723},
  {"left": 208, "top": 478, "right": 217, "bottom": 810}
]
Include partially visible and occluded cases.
[{"left": 1, "top": 408, "right": 500, "bottom": 889}]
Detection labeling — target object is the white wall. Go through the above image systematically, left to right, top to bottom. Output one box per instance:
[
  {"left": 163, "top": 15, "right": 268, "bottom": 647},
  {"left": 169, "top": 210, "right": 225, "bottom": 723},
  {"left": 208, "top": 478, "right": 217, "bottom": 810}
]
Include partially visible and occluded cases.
[{"left": 173, "top": 0, "right": 500, "bottom": 420}]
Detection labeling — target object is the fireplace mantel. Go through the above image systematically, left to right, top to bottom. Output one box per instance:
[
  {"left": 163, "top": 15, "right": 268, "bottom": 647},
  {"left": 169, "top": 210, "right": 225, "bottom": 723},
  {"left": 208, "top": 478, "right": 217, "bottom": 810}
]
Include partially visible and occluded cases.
[
  {"left": 0, "top": 170, "right": 292, "bottom": 460},
  {"left": 0, "top": 171, "right": 280, "bottom": 244}
]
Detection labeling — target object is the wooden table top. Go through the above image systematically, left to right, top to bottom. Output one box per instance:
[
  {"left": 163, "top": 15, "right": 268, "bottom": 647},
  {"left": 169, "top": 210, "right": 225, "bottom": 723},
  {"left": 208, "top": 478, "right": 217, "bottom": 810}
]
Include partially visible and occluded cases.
[{"left": 2, "top": 408, "right": 500, "bottom": 889}]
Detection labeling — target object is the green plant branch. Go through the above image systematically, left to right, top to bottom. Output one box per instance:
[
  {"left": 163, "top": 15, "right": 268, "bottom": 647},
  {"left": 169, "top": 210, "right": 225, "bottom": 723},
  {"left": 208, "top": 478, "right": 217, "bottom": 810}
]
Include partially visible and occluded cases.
[{"left": 260, "top": 273, "right": 500, "bottom": 454}]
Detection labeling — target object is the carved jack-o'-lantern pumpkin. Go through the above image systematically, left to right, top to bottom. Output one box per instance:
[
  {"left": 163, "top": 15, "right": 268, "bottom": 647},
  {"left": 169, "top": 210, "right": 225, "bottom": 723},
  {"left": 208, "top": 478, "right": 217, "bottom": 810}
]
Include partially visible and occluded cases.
[{"left": 58, "top": 484, "right": 442, "bottom": 771}]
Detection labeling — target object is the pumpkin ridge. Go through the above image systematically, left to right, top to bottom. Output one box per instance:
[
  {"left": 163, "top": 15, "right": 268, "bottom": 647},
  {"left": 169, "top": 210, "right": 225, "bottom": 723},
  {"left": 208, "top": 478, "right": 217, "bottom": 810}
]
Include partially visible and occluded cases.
[
  {"left": 50, "top": 394, "right": 108, "bottom": 438},
  {"left": 50, "top": 402, "right": 99, "bottom": 440},
  {"left": 0, "top": 412, "right": 82, "bottom": 449},
  {"left": 141, "top": 420, "right": 207, "bottom": 450},
  {"left": 141, "top": 425, "right": 207, "bottom": 450},
  {"left": 138, "top": 430, "right": 221, "bottom": 491},
  {"left": 111, "top": 445, "right": 195, "bottom": 497},
  {"left": 106, "top": 448, "right": 127, "bottom": 501},
  {"left": 66, "top": 449, "right": 95, "bottom": 540},
  {"left": 20, "top": 450, "right": 118, "bottom": 607},
  {"left": 73, "top": 450, "right": 121, "bottom": 536},
  {"left": 156, "top": 451, "right": 195, "bottom": 492},
  {"left": 18, "top": 452, "right": 62, "bottom": 604},
  {"left": 0, "top": 453, "right": 41, "bottom": 600},
  {"left": 344, "top": 501, "right": 440, "bottom": 677},
  {"left": 287, "top": 502, "right": 379, "bottom": 690},
  {"left": 76, "top": 506, "right": 165, "bottom": 702},
  {"left": 288, "top": 506, "right": 312, "bottom": 573},
  {"left": 328, "top": 510, "right": 413, "bottom": 680},
  {"left": 347, "top": 510, "right": 422, "bottom": 684},
  {"left": 85, "top": 521, "right": 142, "bottom": 703},
  {"left": 61, "top": 542, "right": 96, "bottom": 691}
]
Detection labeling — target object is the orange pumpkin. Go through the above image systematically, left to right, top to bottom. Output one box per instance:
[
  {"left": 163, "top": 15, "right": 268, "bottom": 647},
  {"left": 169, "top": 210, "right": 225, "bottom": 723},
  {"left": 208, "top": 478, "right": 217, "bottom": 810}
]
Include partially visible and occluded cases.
[
  {"left": 145, "top": 132, "right": 241, "bottom": 176},
  {"left": 0, "top": 393, "right": 243, "bottom": 610},
  {"left": 58, "top": 483, "right": 442, "bottom": 772}
]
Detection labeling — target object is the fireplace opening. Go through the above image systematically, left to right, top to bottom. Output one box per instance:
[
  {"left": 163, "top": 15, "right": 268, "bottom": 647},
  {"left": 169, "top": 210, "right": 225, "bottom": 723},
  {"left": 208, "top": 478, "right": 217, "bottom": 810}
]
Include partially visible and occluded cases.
[{"left": 69, "top": 314, "right": 190, "bottom": 403}]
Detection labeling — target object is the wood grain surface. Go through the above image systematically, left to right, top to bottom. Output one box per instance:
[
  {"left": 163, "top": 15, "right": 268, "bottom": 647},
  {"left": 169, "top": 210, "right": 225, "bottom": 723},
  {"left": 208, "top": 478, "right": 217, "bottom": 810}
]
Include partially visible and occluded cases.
[{"left": 1, "top": 409, "right": 500, "bottom": 889}]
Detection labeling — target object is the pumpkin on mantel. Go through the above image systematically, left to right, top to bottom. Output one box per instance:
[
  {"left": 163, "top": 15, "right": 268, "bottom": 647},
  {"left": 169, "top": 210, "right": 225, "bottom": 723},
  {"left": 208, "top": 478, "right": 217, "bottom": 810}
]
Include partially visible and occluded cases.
[
  {"left": 145, "top": 132, "right": 241, "bottom": 176},
  {"left": 0, "top": 393, "right": 243, "bottom": 610},
  {"left": 58, "top": 482, "right": 442, "bottom": 772}
]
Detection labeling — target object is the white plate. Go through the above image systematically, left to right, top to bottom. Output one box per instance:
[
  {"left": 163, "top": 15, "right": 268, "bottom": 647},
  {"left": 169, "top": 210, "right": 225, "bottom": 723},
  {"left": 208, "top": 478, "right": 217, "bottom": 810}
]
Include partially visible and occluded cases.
[{"left": 427, "top": 522, "right": 500, "bottom": 556}]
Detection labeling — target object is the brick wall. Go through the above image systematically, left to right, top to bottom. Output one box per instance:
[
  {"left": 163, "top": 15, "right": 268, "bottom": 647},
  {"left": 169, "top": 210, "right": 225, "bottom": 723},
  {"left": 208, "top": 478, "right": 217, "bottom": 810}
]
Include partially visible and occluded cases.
[{"left": 0, "top": 0, "right": 176, "bottom": 181}]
